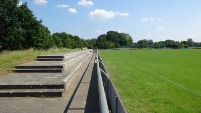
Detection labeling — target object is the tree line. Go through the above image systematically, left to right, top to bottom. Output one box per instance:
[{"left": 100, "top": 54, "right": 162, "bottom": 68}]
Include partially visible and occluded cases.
[
  {"left": 0, "top": 0, "right": 82, "bottom": 51},
  {"left": 0, "top": 0, "right": 50, "bottom": 50},
  {"left": 1, "top": 0, "right": 201, "bottom": 51},
  {"left": 89, "top": 31, "right": 133, "bottom": 49},
  {"left": 85, "top": 34, "right": 201, "bottom": 49},
  {"left": 133, "top": 38, "right": 201, "bottom": 49}
]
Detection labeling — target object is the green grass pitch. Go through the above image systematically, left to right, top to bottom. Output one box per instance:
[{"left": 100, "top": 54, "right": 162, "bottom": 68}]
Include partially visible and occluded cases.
[{"left": 99, "top": 49, "right": 201, "bottom": 113}]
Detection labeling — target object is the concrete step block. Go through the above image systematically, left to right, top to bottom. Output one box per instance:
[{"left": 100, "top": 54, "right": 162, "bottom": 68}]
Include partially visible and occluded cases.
[
  {"left": 37, "top": 55, "right": 64, "bottom": 59},
  {"left": 35, "top": 58, "right": 64, "bottom": 61},
  {"left": 15, "top": 65, "right": 63, "bottom": 69},
  {"left": 12, "top": 68, "right": 63, "bottom": 73},
  {"left": 0, "top": 84, "right": 65, "bottom": 90},
  {"left": 0, "top": 89, "right": 64, "bottom": 97}
]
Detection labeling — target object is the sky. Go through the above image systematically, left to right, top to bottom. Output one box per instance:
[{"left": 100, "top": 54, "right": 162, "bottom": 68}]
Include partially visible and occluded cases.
[{"left": 19, "top": 0, "right": 201, "bottom": 42}]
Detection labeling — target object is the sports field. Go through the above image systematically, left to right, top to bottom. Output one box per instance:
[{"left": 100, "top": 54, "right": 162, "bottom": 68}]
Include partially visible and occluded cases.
[{"left": 99, "top": 49, "right": 201, "bottom": 113}]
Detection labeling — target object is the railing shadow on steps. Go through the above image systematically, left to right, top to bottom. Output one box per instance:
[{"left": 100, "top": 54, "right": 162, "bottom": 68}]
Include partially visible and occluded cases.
[{"left": 95, "top": 49, "right": 128, "bottom": 113}]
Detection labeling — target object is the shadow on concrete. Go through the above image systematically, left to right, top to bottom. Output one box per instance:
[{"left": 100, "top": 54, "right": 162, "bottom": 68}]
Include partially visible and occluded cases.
[
  {"left": 63, "top": 55, "right": 100, "bottom": 113},
  {"left": 84, "top": 63, "right": 100, "bottom": 113}
]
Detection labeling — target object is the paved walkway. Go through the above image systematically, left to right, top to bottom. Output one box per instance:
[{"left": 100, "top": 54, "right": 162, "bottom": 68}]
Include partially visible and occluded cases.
[
  {"left": 0, "top": 53, "right": 100, "bottom": 113},
  {"left": 64, "top": 53, "right": 99, "bottom": 113}
]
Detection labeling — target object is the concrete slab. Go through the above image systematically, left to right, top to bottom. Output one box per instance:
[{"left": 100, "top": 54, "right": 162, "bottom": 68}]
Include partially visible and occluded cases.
[
  {"left": 0, "top": 50, "right": 93, "bottom": 97},
  {"left": 12, "top": 50, "right": 92, "bottom": 73},
  {"left": 0, "top": 52, "right": 100, "bottom": 113},
  {"left": 64, "top": 53, "right": 100, "bottom": 113},
  {"left": 0, "top": 54, "right": 90, "bottom": 85}
]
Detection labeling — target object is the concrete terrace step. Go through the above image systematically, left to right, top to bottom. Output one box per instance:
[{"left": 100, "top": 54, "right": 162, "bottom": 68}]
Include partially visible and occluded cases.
[
  {"left": 0, "top": 50, "right": 93, "bottom": 97},
  {"left": 13, "top": 50, "right": 92, "bottom": 72},
  {"left": 35, "top": 50, "right": 88, "bottom": 61},
  {"left": 12, "top": 53, "right": 90, "bottom": 73},
  {"left": 36, "top": 55, "right": 64, "bottom": 61},
  {"left": 37, "top": 55, "right": 64, "bottom": 58},
  {"left": 35, "top": 58, "right": 64, "bottom": 61},
  {"left": 14, "top": 61, "right": 64, "bottom": 67},
  {"left": 14, "top": 65, "right": 64, "bottom": 73},
  {"left": 15, "top": 65, "right": 63, "bottom": 69},
  {"left": 13, "top": 68, "right": 63, "bottom": 73},
  {"left": 0, "top": 84, "right": 65, "bottom": 89},
  {"left": 0, "top": 89, "right": 64, "bottom": 97}
]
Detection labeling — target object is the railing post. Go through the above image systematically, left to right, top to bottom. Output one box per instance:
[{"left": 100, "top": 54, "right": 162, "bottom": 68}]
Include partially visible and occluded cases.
[{"left": 116, "top": 96, "right": 118, "bottom": 113}]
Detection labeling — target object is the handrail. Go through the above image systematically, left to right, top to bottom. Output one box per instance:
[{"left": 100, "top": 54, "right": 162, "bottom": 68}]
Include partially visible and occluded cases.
[
  {"left": 96, "top": 49, "right": 110, "bottom": 113},
  {"left": 97, "top": 49, "right": 128, "bottom": 113}
]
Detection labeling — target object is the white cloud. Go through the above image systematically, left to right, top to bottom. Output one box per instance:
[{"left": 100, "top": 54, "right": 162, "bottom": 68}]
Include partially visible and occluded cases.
[
  {"left": 34, "top": 0, "right": 47, "bottom": 5},
  {"left": 77, "top": 0, "right": 93, "bottom": 6},
  {"left": 17, "top": 1, "right": 23, "bottom": 7},
  {"left": 56, "top": 4, "right": 70, "bottom": 8},
  {"left": 68, "top": 8, "right": 77, "bottom": 14},
  {"left": 88, "top": 9, "right": 129, "bottom": 21},
  {"left": 89, "top": 9, "right": 116, "bottom": 20},
  {"left": 116, "top": 12, "right": 129, "bottom": 17},
  {"left": 141, "top": 17, "right": 162, "bottom": 24},
  {"left": 141, "top": 18, "right": 149, "bottom": 22},
  {"left": 157, "top": 18, "right": 162, "bottom": 21},
  {"left": 157, "top": 26, "right": 167, "bottom": 31},
  {"left": 96, "top": 30, "right": 103, "bottom": 34},
  {"left": 116, "top": 30, "right": 122, "bottom": 33},
  {"left": 146, "top": 35, "right": 152, "bottom": 38}
]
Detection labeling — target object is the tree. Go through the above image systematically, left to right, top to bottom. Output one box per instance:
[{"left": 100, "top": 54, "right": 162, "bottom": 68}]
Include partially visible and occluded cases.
[
  {"left": 0, "top": 0, "right": 51, "bottom": 51},
  {"left": 0, "top": 0, "right": 21, "bottom": 50},
  {"left": 33, "top": 25, "right": 51, "bottom": 49},
  {"left": 95, "top": 31, "right": 134, "bottom": 49},
  {"left": 106, "top": 31, "right": 119, "bottom": 48},
  {"left": 51, "top": 32, "right": 82, "bottom": 49},
  {"left": 52, "top": 32, "right": 73, "bottom": 48},
  {"left": 118, "top": 33, "right": 127, "bottom": 46},
  {"left": 119, "top": 33, "right": 133, "bottom": 46},
  {"left": 97, "top": 34, "right": 111, "bottom": 49},
  {"left": 52, "top": 35, "right": 63, "bottom": 48},
  {"left": 71, "top": 36, "right": 81, "bottom": 49},
  {"left": 65, "top": 37, "right": 72, "bottom": 48},
  {"left": 80, "top": 38, "right": 83, "bottom": 50},
  {"left": 85, "top": 38, "right": 98, "bottom": 49},
  {"left": 187, "top": 38, "right": 194, "bottom": 47},
  {"left": 137, "top": 39, "right": 149, "bottom": 48},
  {"left": 147, "top": 39, "right": 153, "bottom": 48},
  {"left": 164, "top": 39, "right": 180, "bottom": 49},
  {"left": 165, "top": 39, "right": 174, "bottom": 48},
  {"left": 153, "top": 41, "right": 165, "bottom": 48},
  {"left": 180, "top": 41, "right": 189, "bottom": 48},
  {"left": 153, "top": 42, "right": 160, "bottom": 48},
  {"left": 194, "top": 42, "right": 201, "bottom": 47}
]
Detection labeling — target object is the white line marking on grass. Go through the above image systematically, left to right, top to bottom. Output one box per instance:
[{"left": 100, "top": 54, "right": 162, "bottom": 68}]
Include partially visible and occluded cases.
[{"left": 109, "top": 52, "right": 201, "bottom": 97}]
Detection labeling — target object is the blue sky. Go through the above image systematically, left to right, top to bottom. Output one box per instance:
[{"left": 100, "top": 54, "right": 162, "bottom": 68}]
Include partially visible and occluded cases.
[{"left": 20, "top": 0, "right": 201, "bottom": 42}]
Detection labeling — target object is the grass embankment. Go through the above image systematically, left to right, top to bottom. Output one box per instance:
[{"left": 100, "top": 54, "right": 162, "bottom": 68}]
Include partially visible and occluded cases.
[
  {"left": 0, "top": 48, "right": 81, "bottom": 76},
  {"left": 100, "top": 49, "right": 201, "bottom": 113}
]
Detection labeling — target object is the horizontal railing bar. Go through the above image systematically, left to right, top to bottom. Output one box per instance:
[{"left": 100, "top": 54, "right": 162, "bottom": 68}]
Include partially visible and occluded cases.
[
  {"left": 97, "top": 49, "right": 128, "bottom": 113},
  {"left": 96, "top": 50, "right": 109, "bottom": 113},
  {"left": 100, "top": 69, "right": 109, "bottom": 79}
]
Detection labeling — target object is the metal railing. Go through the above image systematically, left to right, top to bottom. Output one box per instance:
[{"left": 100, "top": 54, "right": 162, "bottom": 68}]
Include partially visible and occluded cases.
[
  {"left": 96, "top": 49, "right": 127, "bottom": 113},
  {"left": 96, "top": 50, "right": 110, "bottom": 113}
]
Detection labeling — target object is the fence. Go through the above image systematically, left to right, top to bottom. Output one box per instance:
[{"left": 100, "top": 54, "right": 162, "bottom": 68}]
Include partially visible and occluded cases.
[{"left": 96, "top": 49, "right": 127, "bottom": 113}]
